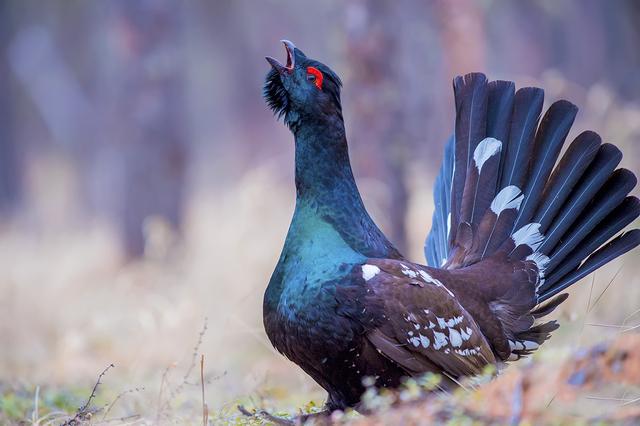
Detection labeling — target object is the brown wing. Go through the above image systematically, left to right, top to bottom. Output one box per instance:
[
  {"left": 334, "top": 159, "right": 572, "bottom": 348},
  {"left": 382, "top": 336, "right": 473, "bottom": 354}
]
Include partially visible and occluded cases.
[{"left": 357, "top": 259, "right": 496, "bottom": 379}]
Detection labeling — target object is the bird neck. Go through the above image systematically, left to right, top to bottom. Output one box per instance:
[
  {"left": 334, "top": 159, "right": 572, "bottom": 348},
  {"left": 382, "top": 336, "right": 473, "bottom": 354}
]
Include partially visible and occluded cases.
[
  {"left": 289, "top": 116, "right": 402, "bottom": 260},
  {"left": 293, "top": 117, "right": 357, "bottom": 202}
]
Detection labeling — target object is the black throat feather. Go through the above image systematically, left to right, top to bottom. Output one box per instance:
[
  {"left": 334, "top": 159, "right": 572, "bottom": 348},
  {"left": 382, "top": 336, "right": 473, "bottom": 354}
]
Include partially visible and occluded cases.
[{"left": 263, "top": 68, "right": 290, "bottom": 122}]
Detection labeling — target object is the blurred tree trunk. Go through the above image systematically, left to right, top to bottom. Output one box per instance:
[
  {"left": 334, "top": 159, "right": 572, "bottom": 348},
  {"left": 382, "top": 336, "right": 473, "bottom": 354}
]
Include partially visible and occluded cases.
[
  {"left": 345, "top": 0, "right": 409, "bottom": 254},
  {"left": 434, "top": 0, "right": 486, "bottom": 77},
  {"left": 0, "top": 1, "right": 22, "bottom": 215},
  {"left": 105, "top": 1, "right": 188, "bottom": 258}
]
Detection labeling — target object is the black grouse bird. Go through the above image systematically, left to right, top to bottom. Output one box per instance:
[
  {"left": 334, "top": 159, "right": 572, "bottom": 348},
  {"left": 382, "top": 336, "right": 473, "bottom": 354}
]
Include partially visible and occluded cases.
[{"left": 262, "top": 40, "right": 640, "bottom": 411}]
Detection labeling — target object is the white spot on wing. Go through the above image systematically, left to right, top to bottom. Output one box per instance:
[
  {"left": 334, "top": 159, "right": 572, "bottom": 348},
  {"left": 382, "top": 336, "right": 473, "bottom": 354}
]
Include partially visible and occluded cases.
[
  {"left": 473, "top": 137, "right": 502, "bottom": 172},
  {"left": 490, "top": 185, "right": 524, "bottom": 214},
  {"left": 361, "top": 264, "right": 380, "bottom": 281},
  {"left": 400, "top": 264, "right": 417, "bottom": 278},
  {"left": 417, "top": 270, "right": 455, "bottom": 297},
  {"left": 460, "top": 326, "right": 473, "bottom": 340},
  {"left": 449, "top": 328, "right": 463, "bottom": 347},
  {"left": 433, "top": 331, "right": 448, "bottom": 350},
  {"left": 419, "top": 334, "right": 430, "bottom": 348}
]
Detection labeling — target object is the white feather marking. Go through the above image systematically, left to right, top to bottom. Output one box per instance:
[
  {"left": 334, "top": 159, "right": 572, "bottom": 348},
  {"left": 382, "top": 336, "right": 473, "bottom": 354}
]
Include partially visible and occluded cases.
[
  {"left": 473, "top": 137, "right": 502, "bottom": 172},
  {"left": 490, "top": 185, "right": 524, "bottom": 214},
  {"left": 446, "top": 212, "right": 452, "bottom": 238},
  {"left": 512, "top": 223, "right": 545, "bottom": 252},
  {"left": 526, "top": 252, "right": 550, "bottom": 271},
  {"left": 361, "top": 264, "right": 380, "bottom": 281},
  {"left": 417, "top": 270, "right": 455, "bottom": 297},
  {"left": 460, "top": 327, "right": 473, "bottom": 340},
  {"left": 449, "top": 328, "right": 463, "bottom": 347},
  {"left": 433, "top": 331, "right": 448, "bottom": 350},
  {"left": 419, "top": 334, "right": 431, "bottom": 348},
  {"left": 409, "top": 336, "right": 421, "bottom": 347},
  {"left": 509, "top": 340, "right": 525, "bottom": 351}
]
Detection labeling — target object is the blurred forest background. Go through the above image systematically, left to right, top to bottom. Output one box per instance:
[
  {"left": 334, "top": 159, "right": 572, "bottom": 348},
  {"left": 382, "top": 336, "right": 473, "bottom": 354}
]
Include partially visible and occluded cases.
[{"left": 1, "top": 0, "right": 640, "bottom": 423}]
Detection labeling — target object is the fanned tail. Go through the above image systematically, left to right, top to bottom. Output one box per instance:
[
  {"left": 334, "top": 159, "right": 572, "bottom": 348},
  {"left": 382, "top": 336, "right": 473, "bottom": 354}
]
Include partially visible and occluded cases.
[{"left": 426, "top": 71, "right": 639, "bottom": 311}]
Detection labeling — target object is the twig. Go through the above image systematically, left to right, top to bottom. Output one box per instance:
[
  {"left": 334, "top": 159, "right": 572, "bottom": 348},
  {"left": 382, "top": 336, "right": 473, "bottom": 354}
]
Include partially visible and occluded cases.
[
  {"left": 589, "top": 264, "right": 624, "bottom": 312},
  {"left": 586, "top": 272, "right": 596, "bottom": 313},
  {"left": 623, "top": 307, "right": 640, "bottom": 323},
  {"left": 157, "top": 318, "right": 208, "bottom": 420},
  {"left": 169, "top": 318, "right": 208, "bottom": 400},
  {"left": 585, "top": 323, "right": 629, "bottom": 329},
  {"left": 621, "top": 323, "right": 640, "bottom": 333},
  {"left": 201, "top": 354, "right": 208, "bottom": 426},
  {"left": 62, "top": 363, "right": 115, "bottom": 425},
  {"left": 155, "top": 363, "right": 174, "bottom": 422},
  {"left": 32, "top": 385, "right": 40, "bottom": 424},
  {"left": 101, "top": 387, "right": 144, "bottom": 421},
  {"left": 585, "top": 395, "right": 635, "bottom": 402},
  {"left": 621, "top": 396, "right": 640, "bottom": 406},
  {"left": 237, "top": 405, "right": 294, "bottom": 426},
  {"left": 237, "top": 405, "right": 254, "bottom": 416}
]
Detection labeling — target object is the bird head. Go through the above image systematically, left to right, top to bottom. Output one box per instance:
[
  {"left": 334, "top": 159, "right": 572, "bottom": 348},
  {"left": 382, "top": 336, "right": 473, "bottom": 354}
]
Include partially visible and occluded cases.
[{"left": 264, "top": 40, "right": 343, "bottom": 129}]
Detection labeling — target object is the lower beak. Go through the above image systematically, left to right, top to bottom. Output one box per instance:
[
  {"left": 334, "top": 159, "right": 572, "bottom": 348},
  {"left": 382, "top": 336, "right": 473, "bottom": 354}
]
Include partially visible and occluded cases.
[{"left": 266, "top": 40, "right": 296, "bottom": 74}]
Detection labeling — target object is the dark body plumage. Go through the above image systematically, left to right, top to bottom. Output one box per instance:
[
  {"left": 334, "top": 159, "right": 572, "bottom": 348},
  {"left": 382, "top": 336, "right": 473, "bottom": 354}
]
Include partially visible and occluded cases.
[{"left": 263, "top": 41, "right": 640, "bottom": 410}]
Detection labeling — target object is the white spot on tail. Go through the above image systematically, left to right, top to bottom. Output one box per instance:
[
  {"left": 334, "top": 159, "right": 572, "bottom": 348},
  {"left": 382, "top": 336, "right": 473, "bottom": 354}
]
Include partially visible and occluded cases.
[
  {"left": 473, "top": 137, "right": 502, "bottom": 172},
  {"left": 491, "top": 185, "right": 524, "bottom": 214},
  {"left": 512, "top": 223, "right": 545, "bottom": 252},
  {"left": 526, "top": 252, "right": 551, "bottom": 290},
  {"left": 361, "top": 264, "right": 380, "bottom": 281}
]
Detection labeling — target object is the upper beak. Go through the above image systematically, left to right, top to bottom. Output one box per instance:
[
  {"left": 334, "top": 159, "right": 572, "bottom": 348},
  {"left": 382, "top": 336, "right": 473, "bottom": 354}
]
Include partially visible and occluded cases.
[{"left": 266, "top": 40, "right": 296, "bottom": 74}]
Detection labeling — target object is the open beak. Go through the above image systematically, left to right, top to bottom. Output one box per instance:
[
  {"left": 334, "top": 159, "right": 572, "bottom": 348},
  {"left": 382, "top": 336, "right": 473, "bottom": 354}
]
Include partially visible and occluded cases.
[{"left": 266, "top": 40, "right": 296, "bottom": 74}]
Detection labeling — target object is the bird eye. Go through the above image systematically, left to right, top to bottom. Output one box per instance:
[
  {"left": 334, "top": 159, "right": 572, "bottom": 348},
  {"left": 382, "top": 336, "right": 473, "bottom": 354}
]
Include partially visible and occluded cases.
[{"left": 306, "top": 66, "right": 323, "bottom": 90}]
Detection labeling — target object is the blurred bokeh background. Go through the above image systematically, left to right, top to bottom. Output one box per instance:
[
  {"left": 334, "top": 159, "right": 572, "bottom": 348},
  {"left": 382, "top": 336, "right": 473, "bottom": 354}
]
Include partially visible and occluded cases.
[{"left": 1, "top": 0, "right": 639, "bottom": 422}]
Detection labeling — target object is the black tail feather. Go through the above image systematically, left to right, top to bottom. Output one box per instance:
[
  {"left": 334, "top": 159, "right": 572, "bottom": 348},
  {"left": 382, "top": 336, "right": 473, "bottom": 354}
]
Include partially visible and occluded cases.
[
  {"left": 451, "top": 74, "right": 488, "bottom": 243},
  {"left": 486, "top": 81, "right": 515, "bottom": 145},
  {"left": 498, "top": 87, "right": 544, "bottom": 191},
  {"left": 512, "top": 100, "right": 577, "bottom": 231},
  {"left": 534, "top": 131, "right": 601, "bottom": 232},
  {"left": 426, "top": 135, "right": 455, "bottom": 267},
  {"left": 538, "top": 143, "right": 623, "bottom": 254},
  {"left": 543, "top": 169, "right": 637, "bottom": 271},
  {"left": 541, "top": 196, "right": 640, "bottom": 290},
  {"left": 538, "top": 230, "right": 640, "bottom": 303},
  {"left": 530, "top": 293, "right": 569, "bottom": 318}
]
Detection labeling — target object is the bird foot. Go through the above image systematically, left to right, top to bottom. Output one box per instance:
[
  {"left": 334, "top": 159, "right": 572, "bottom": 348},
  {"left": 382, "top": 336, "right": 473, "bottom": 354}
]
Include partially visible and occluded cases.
[{"left": 238, "top": 405, "right": 331, "bottom": 425}]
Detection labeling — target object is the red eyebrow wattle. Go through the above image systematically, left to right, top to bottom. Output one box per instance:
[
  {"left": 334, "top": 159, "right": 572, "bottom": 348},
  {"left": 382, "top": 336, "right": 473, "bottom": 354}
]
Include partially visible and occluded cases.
[{"left": 307, "top": 66, "right": 323, "bottom": 90}]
